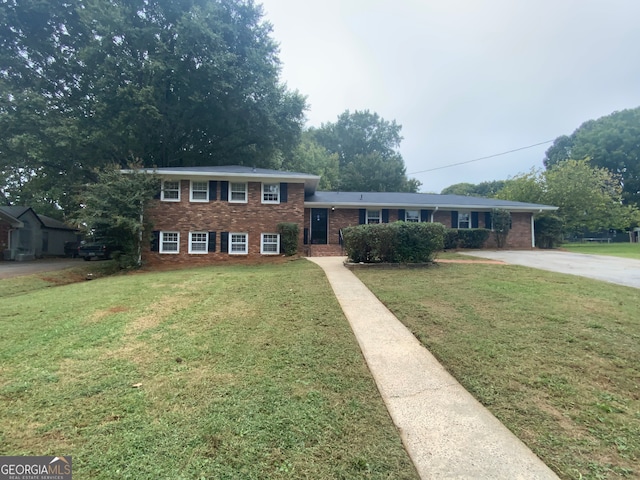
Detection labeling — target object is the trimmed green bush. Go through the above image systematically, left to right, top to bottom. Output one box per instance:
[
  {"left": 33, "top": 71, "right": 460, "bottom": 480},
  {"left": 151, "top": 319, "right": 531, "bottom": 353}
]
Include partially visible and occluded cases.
[
  {"left": 491, "top": 209, "right": 511, "bottom": 249},
  {"left": 535, "top": 214, "right": 563, "bottom": 249},
  {"left": 277, "top": 222, "right": 299, "bottom": 256},
  {"left": 343, "top": 222, "right": 446, "bottom": 263},
  {"left": 444, "top": 229, "right": 491, "bottom": 249}
]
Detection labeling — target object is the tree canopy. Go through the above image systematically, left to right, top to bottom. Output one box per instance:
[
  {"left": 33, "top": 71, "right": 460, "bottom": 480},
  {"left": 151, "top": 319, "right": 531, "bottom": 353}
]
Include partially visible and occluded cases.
[
  {"left": 0, "top": 0, "right": 305, "bottom": 215},
  {"left": 543, "top": 107, "right": 640, "bottom": 206},
  {"left": 311, "top": 110, "right": 420, "bottom": 192},
  {"left": 495, "top": 161, "right": 638, "bottom": 235},
  {"left": 440, "top": 180, "right": 506, "bottom": 197}
]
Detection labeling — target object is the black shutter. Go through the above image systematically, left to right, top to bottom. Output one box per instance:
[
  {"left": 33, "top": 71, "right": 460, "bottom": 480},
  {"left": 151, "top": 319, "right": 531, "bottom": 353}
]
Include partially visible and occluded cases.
[
  {"left": 209, "top": 181, "right": 217, "bottom": 201},
  {"left": 221, "top": 181, "right": 229, "bottom": 201},
  {"left": 280, "top": 183, "right": 288, "bottom": 203},
  {"left": 153, "top": 189, "right": 161, "bottom": 199},
  {"left": 359, "top": 209, "right": 366, "bottom": 224},
  {"left": 382, "top": 209, "right": 389, "bottom": 223},
  {"left": 398, "top": 209, "right": 405, "bottom": 221},
  {"left": 420, "top": 209, "right": 430, "bottom": 222},
  {"left": 451, "top": 211, "right": 458, "bottom": 228},
  {"left": 471, "top": 212, "right": 479, "bottom": 228},
  {"left": 485, "top": 212, "right": 492, "bottom": 229},
  {"left": 303, "top": 228, "right": 309, "bottom": 245},
  {"left": 150, "top": 231, "right": 160, "bottom": 252},
  {"left": 208, "top": 232, "right": 216, "bottom": 252},
  {"left": 221, "top": 232, "right": 229, "bottom": 253}
]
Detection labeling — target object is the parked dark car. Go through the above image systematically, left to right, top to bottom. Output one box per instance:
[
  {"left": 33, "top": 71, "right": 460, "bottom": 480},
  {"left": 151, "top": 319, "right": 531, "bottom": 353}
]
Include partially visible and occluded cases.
[
  {"left": 64, "top": 241, "right": 80, "bottom": 258},
  {"left": 77, "top": 241, "right": 122, "bottom": 261}
]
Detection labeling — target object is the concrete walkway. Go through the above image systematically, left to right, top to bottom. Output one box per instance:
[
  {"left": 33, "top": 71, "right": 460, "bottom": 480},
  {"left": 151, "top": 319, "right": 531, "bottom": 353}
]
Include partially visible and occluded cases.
[{"left": 308, "top": 257, "right": 558, "bottom": 480}]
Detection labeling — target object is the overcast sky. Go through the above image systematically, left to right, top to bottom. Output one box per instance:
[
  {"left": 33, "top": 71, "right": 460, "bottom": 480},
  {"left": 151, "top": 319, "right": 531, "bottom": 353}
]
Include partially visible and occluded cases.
[{"left": 259, "top": 0, "right": 640, "bottom": 193}]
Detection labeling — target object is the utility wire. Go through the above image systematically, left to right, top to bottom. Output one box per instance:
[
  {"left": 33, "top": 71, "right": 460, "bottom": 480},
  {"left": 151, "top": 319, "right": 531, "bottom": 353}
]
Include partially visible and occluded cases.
[{"left": 408, "top": 140, "right": 554, "bottom": 175}]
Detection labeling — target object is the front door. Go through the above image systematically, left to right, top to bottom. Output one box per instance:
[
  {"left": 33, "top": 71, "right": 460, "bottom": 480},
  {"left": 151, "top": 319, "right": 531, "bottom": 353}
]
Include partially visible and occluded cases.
[{"left": 311, "top": 208, "right": 328, "bottom": 244}]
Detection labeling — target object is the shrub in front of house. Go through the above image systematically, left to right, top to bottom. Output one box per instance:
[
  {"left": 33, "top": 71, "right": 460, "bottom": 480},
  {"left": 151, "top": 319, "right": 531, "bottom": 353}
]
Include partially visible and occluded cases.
[
  {"left": 277, "top": 222, "right": 299, "bottom": 256},
  {"left": 343, "top": 222, "right": 446, "bottom": 263},
  {"left": 444, "top": 228, "right": 490, "bottom": 249}
]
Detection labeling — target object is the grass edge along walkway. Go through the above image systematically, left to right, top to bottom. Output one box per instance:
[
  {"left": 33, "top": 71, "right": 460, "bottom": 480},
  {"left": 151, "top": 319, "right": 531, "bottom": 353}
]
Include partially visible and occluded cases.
[{"left": 309, "top": 257, "right": 558, "bottom": 480}]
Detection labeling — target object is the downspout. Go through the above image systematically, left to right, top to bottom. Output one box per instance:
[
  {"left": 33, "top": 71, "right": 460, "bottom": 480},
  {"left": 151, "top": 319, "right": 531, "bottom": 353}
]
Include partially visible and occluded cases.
[
  {"left": 431, "top": 206, "right": 438, "bottom": 223},
  {"left": 531, "top": 210, "right": 542, "bottom": 248}
]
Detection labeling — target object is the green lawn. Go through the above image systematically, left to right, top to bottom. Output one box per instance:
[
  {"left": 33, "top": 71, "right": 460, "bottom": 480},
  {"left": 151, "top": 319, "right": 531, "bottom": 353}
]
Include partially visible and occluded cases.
[
  {"left": 561, "top": 242, "right": 640, "bottom": 259},
  {"left": 0, "top": 260, "right": 418, "bottom": 479},
  {"left": 355, "top": 263, "right": 640, "bottom": 480}
]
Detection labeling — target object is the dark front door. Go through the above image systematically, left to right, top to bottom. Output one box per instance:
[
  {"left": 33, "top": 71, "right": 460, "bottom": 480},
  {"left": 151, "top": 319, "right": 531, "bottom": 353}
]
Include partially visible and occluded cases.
[{"left": 311, "top": 208, "right": 328, "bottom": 244}]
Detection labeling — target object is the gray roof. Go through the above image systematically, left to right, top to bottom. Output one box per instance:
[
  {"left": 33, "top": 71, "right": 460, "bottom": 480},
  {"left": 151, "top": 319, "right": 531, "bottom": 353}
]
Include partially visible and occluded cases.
[
  {"left": 129, "top": 165, "right": 321, "bottom": 195},
  {"left": 305, "top": 191, "right": 557, "bottom": 212},
  {"left": 0, "top": 206, "right": 76, "bottom": 230},
  {"left": 38, "top": 214, "right": 77, "bottom": 231}
]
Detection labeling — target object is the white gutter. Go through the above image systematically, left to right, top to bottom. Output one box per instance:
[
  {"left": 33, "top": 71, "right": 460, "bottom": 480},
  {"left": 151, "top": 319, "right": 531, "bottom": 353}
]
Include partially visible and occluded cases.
[{"left": 431, "top": 206, "right": 439, "bottom": 222}]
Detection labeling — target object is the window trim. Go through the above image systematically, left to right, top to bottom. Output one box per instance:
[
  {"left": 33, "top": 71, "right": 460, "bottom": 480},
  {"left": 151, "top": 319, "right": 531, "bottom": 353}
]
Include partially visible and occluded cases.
[
  {"left": 161, "top": 180, "right": 181, "bottom": 202},
  {"left": 190, "top": 180, "right": 209, "bottom": 202},
  {"left": 228, "top": 182, "right": 248, "bottom": 203},
  {"left": 261, "top": 183, "right": 280, "bottom": 204},
  {"left": 366, "top": 209, "right": 381, "bottom": 224},
  {"left": 405, "top": 210, "right": 419, "bottom": 222},
  {"left": 458, "top": 211, "right": 471, "bottom": 229},
  {"left": 160, "top": 231, "right": 180, "bottom": 254},
  {"left": 188, "top": 231, "right": 209, "bottom": 254},
  {"left": 229, "top": 232, "right": 248, "bottom": 254},
  {"left": 260, "top": 233, "right": 280, "bottom": 255}
]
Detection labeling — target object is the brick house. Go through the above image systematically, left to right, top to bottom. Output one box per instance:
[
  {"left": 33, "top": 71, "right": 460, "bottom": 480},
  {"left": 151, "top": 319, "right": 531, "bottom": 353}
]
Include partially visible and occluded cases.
[{"left": 140, "top": 165, "right": 557, "bottom": 265}]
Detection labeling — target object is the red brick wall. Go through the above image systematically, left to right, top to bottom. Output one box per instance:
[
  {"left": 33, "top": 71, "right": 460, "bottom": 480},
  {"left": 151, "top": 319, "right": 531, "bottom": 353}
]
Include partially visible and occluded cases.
[
  {"left": 144, "top": 180, "right": 305, "bottom": 266},
  {"left": 319, "top": 208, "right": 533, "bottom": 250}
]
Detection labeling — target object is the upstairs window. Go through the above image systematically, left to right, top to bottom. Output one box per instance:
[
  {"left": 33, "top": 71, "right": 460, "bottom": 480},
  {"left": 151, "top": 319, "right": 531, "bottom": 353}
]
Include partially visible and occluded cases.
[
  {"left": 162, "top": 181, "right": 180, "bottom": 201},
  {"left": 190, "top": 181, "right": 208, "bottom": 202},
  {"left": 229, "top": 182, "right": 248, "bottom": 203},
  {"left": 262, "top": 183, "right": 280, "bottom": 203},
  {"left": 366, "top": 210, "right": 381, "bottom": 224},
  {"left": 405, "top": 210, "right": 419, "bottom": 222}
]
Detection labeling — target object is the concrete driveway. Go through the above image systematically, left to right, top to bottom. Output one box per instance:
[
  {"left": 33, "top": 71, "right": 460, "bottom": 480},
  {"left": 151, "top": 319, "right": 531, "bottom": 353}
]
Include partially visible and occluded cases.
[
  {"left": 464, "top": 250, "right": 640, "bottom": 289},
  {"left": 0, "top": 258, "right": 83, "bottom": 280}
]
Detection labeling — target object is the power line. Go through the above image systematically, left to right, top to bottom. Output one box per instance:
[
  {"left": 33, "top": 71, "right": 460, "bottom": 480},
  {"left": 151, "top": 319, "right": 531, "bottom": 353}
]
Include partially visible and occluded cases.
[{"left": 408, "top": 140, "right": 554, "bottom": 175}]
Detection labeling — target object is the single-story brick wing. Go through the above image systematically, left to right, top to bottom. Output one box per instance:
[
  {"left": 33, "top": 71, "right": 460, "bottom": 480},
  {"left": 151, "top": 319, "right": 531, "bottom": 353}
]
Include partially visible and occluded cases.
[{"left": 135, "top": 165, "right": 557, "bottom": 265}]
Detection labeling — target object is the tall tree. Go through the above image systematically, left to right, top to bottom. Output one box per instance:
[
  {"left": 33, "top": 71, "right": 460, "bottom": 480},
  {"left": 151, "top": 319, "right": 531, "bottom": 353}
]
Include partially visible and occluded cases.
[
  {"left": 0, "top": 0, "right": 305, "bottom": 214},
  {"left": 543, "top": 107, "right": 640, "bottom": 206},
  {"left": 313, "top": 110, "right": 419, "bottom": 192},
  {"left": 281, "top": 131, "right": 340, "bottom": 190},
  {"left": 496, "top": 161, "right": 638, "bottom": 235},
  {"left": 75, "top": 164, "right": 160, "bottom": 268},
  {"left": 441, "top": 180, "right": 506, "bottom": 197}
]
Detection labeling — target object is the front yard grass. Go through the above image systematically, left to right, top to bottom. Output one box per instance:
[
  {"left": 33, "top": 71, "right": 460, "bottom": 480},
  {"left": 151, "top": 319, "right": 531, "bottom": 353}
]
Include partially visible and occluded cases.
[
  {"left": 561, "top": 242, "right": 640, "bottom": 260},
  {"left": 0, "top": 260, "right": 418, "bottom": 479},
  {"left": 355, "top": 263, "right": 640, "bottom": 480}
]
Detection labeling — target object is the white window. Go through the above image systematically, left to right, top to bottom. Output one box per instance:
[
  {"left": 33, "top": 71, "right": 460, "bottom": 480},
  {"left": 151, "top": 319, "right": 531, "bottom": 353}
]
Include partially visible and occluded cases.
[
  {"left": 162, "top": 180, "right": 180, "bottom": 201},
  {"left": 190, "top": 181, "right": 208, "bottom": 202},
  {"left": 229, "top": 182, "right": 248, "bottom": 203},
  {"left": 262, "top": 183, "right": 280, "bottom": 203},
  {"left": 366, "top": 210, "right": 381, "bottom": 224},
  {"left": 405, "top": 210, "right": 419, "bottom": 222},
  {"left": 458, "top": 212, "right": 471, "bottom": 229},
  {"left": 160, "top": 231, "right": 180, "bottom": 253},
  {"left": 189, "top": 232, "right": 208, "bottom": 254},
  {"left": 229, "top": 233, "right": 248, "bottom": 254},
  {"left": 261, "top": 233, "right": 280, "bottom": 254}
]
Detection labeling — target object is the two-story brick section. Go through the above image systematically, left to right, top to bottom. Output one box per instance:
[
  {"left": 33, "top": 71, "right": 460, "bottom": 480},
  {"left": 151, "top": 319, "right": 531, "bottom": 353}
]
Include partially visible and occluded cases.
[{"left": 137, "top": 165, "right": 557, "bottom": 265}]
